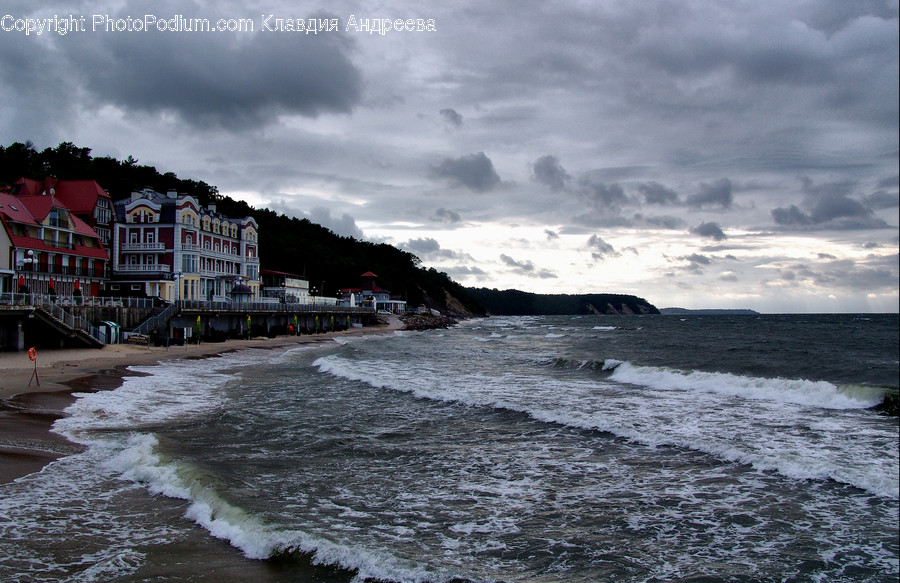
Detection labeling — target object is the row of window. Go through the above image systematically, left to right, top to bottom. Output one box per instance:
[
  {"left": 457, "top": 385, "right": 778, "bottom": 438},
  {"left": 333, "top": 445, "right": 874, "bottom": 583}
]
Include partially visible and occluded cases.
[{"left": 178, "top": 212, "right": 255, "bottom": 239}]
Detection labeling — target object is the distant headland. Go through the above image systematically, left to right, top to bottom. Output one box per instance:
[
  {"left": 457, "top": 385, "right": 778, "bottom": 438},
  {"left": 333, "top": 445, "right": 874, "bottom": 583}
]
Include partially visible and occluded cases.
[{"left": 659, "top": 307, "right": 760, "bottom": 315}]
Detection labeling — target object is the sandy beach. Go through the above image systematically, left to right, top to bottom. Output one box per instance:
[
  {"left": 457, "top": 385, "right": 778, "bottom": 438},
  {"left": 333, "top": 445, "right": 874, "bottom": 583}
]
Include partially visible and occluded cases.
[{"left": 0, "top": 317, "right": 402, "bottom": 485}]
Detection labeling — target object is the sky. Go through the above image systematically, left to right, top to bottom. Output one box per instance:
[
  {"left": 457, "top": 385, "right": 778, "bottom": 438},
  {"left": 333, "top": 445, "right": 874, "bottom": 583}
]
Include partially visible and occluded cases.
[{"left": 1, "top": 0, "right": 897, "bottom": 313}]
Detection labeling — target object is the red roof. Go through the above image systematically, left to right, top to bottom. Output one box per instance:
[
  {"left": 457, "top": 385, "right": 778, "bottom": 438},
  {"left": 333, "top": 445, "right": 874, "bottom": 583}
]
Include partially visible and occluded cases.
[
  {"left": 10, "top": 177, "right": 46, "bottom": 196},
  {"left": 12, "top": 177, "right": 110, "bottom": 216},
  {"left": 53, "top": 180, "right": 110, "bottom": 214},
  {"left": 1, "top": 191, "right": 107, "bottom": 258},
  {"left": 0, "top": 192, "right": 37, "bottom": 223},
  {"left": 13, "top": 195, "right": 99, "bottom": 237},
  {"left": 261, "top": 268, "right": 307, "bottom": 278},
  {"left": 361, "top": 271, "right": 379, "bottom": 278}
]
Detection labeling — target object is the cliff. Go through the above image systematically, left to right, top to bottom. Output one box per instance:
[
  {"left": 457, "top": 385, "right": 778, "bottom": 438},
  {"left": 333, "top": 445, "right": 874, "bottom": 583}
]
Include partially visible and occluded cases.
[{"left": 465, "top": 288, "right": 659, "bottom": 316}]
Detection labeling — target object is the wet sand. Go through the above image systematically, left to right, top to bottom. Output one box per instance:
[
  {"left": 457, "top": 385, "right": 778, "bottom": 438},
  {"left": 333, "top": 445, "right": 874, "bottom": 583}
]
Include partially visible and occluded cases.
[{"left": 0, "top": 318, "right": 402, "bottom": 484}]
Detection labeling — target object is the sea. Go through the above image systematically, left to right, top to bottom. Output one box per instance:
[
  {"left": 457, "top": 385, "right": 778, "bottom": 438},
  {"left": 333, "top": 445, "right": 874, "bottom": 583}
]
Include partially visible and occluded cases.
[{"left": 1, "top": 313, "right": 898, "bottom": 582}]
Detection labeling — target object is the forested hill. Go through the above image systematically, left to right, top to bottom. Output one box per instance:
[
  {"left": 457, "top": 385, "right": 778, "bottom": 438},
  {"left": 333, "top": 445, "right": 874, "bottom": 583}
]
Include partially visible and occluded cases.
[
  {"left": 0, "top": 141, "right": 485, "bottom": 313},
  {"left": 1, "top": 141, "right": 658, "bottom": 316},
  {"left": 466, "top": 288, "right": 659, "bottom": 316}
]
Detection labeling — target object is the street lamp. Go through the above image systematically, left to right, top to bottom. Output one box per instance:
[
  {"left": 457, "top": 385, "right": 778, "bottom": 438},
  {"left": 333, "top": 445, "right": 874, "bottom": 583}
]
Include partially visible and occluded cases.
[
  {"left": 21, "top": 250, "right": 36, "bottom": 295},
  {"left": 173, "top": 272, "right": 183, "bottom": 302}
]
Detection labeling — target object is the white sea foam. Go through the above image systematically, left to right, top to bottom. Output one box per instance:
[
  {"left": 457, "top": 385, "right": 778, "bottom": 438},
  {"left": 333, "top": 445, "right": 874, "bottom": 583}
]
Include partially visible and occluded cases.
[
  {"left": 47, "top": 347, "right": 450, "bottom": 583},
  {"left": 313, "top": 353, "right": 899, "bottom": 499},
  {"left": 605, "top": 361, "right": 885, "bottom": 410}
]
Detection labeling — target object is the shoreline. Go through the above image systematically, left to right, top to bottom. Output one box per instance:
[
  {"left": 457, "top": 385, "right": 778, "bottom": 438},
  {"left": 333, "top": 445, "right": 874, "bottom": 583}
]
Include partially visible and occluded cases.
[{"left": 0, "top": 317, "right": 403, "bottom": 485}]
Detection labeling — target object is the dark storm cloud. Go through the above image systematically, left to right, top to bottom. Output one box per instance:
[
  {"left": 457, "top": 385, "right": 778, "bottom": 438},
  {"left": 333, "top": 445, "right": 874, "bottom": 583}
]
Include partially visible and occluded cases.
[
  {"left": 800, "top": 0, "right": 898, "bottom": 34},
  {"left": 61, "top": 14, "right": 362, "bottom": 129},
  {"left": 0, "top": 27, "right": 78, "bottom": 142},
  {"left": 439, "top": 108, "right": 464, "bottom": 128},
  {"left": 429, "top": 152, "right": 501, "bottom": 192},
  {"left": 530, "top": 155, "right": 570, "bottom": 192},
  {"left": 772, "top": 177, "right": 890, "bottom": 230},
  {"left": 576, "top": 178, "right": 629, "bottom": 211},
  {"left": 687, "top": 178, "right": 733, "bottom": 209},
  {"left": 637, "top": 182, "right": 680, "bottom": 205},
  {"left": 864, "top": 191, "right": 899, "bottom": 210},
  {"left": 808, "top": 195, "right": 873, "bottom": 224},
  {"left": 771, "top": 205, "right": 813, "bottom": 227},
  {"left": 307, "top": 207, "right": 364, "bottom": 240},
  {"left": 432, "top": 208, "right": 462, "bottom": 223},
  {"left": 633, "top": 214, "right": 685, "bottom": 230},
  {"left": 691, "top": 222, "right": 728, "bottom": 241},
  {"left": 587, "top": 235, "right": 617, "bottom": 259},
  {"left": 402, "top": 237, "right": 471, "bottom": 261},
  {"left": 669, "top": 253, "right": 712, "bottom": 274},
  {"left": 500, "top": 254, "right": 557, "bottom": 279},
  {"left": 500, "top": 254, "right": 534, "bottom": 271},
  {"left": 686, "top": 254, "right": 712, "bottom": 265},
  {"left": 769, "top": 255, "right": 899, "bottom": 291}
]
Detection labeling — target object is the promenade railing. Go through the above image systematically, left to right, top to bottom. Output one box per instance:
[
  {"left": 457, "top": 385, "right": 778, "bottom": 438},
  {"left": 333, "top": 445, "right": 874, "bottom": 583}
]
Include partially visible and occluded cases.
[
  {"left": 0, "top": 292, "right": 117, "bottom": 344},
  {"left": 175, "top": 299, "right": 373, "bottom": 314}
]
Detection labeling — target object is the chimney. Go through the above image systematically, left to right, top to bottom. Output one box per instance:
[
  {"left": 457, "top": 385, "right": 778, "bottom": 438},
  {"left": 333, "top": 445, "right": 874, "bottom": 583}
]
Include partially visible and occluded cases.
[
  {"left": 167, "top": 190, "right": 177, "bottom": 199},
  {"left": 208, "top": 203, "right": 217, "bottom": 213}
]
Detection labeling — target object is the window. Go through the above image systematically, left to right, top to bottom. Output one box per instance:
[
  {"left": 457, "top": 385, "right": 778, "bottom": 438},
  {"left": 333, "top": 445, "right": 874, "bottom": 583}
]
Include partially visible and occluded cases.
[{"left": 95, "top": 206, "right": 111, "bottom": 224}]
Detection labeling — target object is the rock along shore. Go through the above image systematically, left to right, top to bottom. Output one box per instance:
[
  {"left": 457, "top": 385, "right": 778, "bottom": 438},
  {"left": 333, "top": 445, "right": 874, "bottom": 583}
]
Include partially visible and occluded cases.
[{"left": 399, "top": 314, "right": 459, "bottom": 331}]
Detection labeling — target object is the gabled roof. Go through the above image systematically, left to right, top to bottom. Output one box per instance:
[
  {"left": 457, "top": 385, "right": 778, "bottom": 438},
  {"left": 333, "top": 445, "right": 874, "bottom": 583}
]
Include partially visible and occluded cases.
[
  {"left": 9, "top": 177, "right": 47, "bottom": 196},
  {"left": 11, "top": 177, "right": 110, "bottom": 216},
  {"left": 49, "top": 180, "right": 110, "bottom": 214},
  {"left": 0, "top": 192, "right": 37, "bottom": 224},
  {"left": 4, "top": 193, "right": 106, "bottom": 243},
  {"left": 14, "top": 194, "right": 53, "bottom": 222},
  {"left": 261, "top": 269, "right": 308, "bottom": 279}
]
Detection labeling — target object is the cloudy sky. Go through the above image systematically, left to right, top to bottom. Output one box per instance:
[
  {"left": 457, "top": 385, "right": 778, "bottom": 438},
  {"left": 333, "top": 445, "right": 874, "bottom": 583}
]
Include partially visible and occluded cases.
[{"left": 2, "top": 0, "right": 898, "bottom": 312}]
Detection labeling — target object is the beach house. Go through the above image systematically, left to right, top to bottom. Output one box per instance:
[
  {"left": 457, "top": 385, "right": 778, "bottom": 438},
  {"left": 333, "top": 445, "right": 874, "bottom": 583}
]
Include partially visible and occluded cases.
[
  {"left": 0, "top": 189, "right": 109, "bottom": 297},
  {"left": 110, "top": 189, "right": 260, "bottom": 301},
  {"left": 339, "top": 271, "right": 406, "bottom": 314}
]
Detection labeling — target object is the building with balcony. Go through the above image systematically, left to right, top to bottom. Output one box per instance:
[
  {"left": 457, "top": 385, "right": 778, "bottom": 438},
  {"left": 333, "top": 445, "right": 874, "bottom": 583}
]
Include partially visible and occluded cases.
[
  {"left": 10, "top": 177, "right": 114, "bottom": 247},
  {"left": 111, "top": 189, "right": 259, "bottom": 301},
  {"left": 0, "top": 190, "right": 109, "bottom": 297},
  {"left": 260, "top": 269, "right": 311, "bottom": 303},
  {"left": 338, "top": 271, "right": 406, "bottom": 313}
]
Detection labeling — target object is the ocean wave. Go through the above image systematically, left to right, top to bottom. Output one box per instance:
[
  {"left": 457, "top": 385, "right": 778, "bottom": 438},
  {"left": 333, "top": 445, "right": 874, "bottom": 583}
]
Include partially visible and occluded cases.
[
  {"left": 50, "top": 348, "right": 456, "bottom": 583},
  {"left": 313, "top": 355, "right": 898, "bottom": 498},
  {"left": 605, "top": 361, "right": 886, "bottom": 410},
  {"left": 105, "top": 431, "right": 450, "bottom": 582}
]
